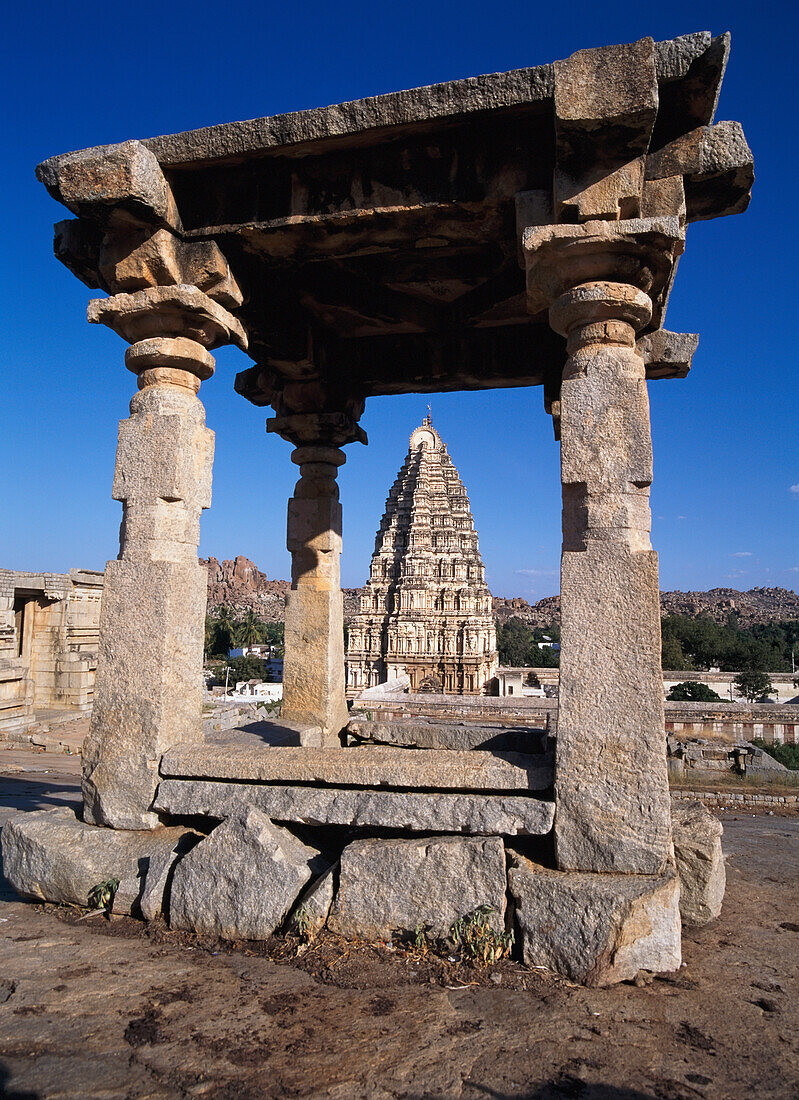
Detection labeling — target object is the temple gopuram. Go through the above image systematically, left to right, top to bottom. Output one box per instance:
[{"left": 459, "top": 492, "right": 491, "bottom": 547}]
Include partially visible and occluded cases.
[{"left": 347, "top": 416, "right": 497, "bottom": 694}]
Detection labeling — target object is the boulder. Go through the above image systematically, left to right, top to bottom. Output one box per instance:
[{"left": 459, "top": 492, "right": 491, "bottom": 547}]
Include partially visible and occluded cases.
[
  {"left": 671, "top": 801, "right": 725, "bottom": 925},
  {"left": 169, "top": 806, "right": 320, "bottom": 940},
  {"left": 1, "top": 807, "right": 197, "bottom": 916},
  {"left": 328, "top": 835, "right": 506, "bottom": 941},
  {"left": 508, "top": 854, "right": 681, "bottom": 986},
  {"left": 289, "top": 863, "right": 337, "bottom": 937}
]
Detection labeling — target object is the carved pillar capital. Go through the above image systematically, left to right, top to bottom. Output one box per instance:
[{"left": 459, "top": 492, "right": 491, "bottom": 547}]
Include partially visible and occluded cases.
[{"left": 88, "top": 285, "right": 248, "bottom": 393}]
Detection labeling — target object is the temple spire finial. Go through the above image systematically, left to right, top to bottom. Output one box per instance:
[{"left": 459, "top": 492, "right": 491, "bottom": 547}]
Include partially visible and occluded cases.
[{"left": 424, "top": 404, "right": 432, "bottom": 426}]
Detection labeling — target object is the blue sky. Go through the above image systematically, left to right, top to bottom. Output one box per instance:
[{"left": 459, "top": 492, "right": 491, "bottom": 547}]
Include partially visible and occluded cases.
[{"left": 2, "top": 0, "right": 797, "bottom": 599}]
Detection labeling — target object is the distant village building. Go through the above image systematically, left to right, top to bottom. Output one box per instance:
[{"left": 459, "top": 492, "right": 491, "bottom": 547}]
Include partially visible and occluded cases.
[
  {"left": 347, "top": 417, "right": 498, "bottom": 694},
  {"left": 0, "top": 569, "right": 103, "bottom": 734}
]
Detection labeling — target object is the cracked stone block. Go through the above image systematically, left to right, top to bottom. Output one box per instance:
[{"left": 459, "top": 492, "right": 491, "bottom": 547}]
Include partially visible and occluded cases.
[
  {"left": 672, "top": 801, "right": 725, "bottom": 926},
  {"left": 169, "top": 806, "right": 321, "bottom": 941},
  {"left": 1, "top": 807, "right": 197, "bottom": 916},
  {"left": 328, "top": 835, "right": 507, "bottom": 941},
  {"left": 508, "top": 853, "right": 681, "bottom": 986}
]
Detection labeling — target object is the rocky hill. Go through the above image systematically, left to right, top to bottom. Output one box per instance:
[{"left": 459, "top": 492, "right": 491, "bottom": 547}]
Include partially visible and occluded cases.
[
  {"left": 204, "top": 557, "right": 799, "bottom": 627},
  {"left": 493, "top": 587, "right": 799, "bottom": 628}
]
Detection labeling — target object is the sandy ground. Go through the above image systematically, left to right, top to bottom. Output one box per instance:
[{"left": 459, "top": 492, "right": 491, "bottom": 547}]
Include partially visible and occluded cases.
[{"left": 0, "top": 745, "right": 797, "bottom": 1099}]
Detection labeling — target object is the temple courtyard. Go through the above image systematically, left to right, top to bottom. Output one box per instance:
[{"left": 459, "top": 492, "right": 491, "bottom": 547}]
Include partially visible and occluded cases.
[{"left": 0, "top": 742, "right": 797, "bottom": 1100}]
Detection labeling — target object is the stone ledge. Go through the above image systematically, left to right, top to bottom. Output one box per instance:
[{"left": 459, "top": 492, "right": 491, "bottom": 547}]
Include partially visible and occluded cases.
[
  {"left": 159, "top": 744, "right": 553, "bottom": 792},
  {"left": 154, "top": 778, "right": 555, "bottom": 836}
]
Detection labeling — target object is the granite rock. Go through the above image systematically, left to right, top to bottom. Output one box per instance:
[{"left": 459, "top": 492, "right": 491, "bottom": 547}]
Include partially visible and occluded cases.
[
  {"left": 347, "top": 719, "right": 547, "bottom": 753},
  {"left": 672, "top": 801, "right": 725, "bottom": 925},
  {"left": 1, "top": 807, "right": 196, "bottom": 916},
  {"left": 169, "top": 807, "right": 321, "bottom": 940},
  {"left": 328, "top": 835, "right": 507, "bottom": 941},
  {"left": 508, "top": 854, "right": 681, "bottom": 986},
  {"left": 290, "top": 863, "right": 337, "bottom": 936}
]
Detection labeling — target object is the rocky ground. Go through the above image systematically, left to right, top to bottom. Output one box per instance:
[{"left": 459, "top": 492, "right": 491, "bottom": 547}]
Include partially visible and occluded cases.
[{"left": 0, "top": 745, "right": 797, "bottom": 1098}]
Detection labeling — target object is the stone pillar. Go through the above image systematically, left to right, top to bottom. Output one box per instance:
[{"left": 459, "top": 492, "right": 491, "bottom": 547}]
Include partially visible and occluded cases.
[
  {"left": 523, "top": 218, "right": 684, "bottom": 874},
  {"left": 82, "top": 286, "right": 247, "bottom": 829},
  {"left": 269, "top": 411, "right": 366, "bottom": 745}
]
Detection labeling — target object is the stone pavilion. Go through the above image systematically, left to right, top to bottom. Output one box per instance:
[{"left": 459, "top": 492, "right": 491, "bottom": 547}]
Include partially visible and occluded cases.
[
  {"left": 2, "top": 31, "right": 751, "bottom": 985},
  {"left": 347, "top": 416, "right": 497, "bottom": 694}
]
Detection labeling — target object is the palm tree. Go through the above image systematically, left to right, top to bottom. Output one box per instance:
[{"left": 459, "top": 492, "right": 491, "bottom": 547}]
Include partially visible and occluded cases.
[{"left": 236, "top": 609, "right": 263, "bottom": 649}]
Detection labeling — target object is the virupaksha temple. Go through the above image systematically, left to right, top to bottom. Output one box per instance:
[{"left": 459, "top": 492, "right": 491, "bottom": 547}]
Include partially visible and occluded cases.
[{"left": 2, "top": 31, "right": 752, "bottom": 984}]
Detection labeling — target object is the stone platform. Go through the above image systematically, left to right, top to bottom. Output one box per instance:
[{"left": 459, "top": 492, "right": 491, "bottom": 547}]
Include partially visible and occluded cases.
[
  {"left": 156, "top": 725, "right": 555, "bottom": 836},
  {"left": 160, "top": 740, "right": 554, "bottom": 792}
]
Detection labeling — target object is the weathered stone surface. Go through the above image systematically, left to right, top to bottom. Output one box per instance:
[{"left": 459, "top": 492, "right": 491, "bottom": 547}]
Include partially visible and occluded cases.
[
  {"left": 653, "top": 32, "right": 729, "bottom": 135},
  {"left": 554, "top": 38, "right": 657, "bottom": 200},
  {"left": 140, "top": 66, "right": 554, "bottom": 166},
  {"left": 646, "top": 122, "right": 753, "bottom": 221},
  {"left": 36, "top": 140, "right": 179, "bottom": 228},
  {"left": 523, "top": 218, "right": 684, "bottom": 322},
  {"left": 99, "top": 229, "right": 243, "bottom": 308},
  {"left": 522, "top": 269, "right": 676, "bottom": 875},
  {"left": 87, "top": 284, "right": 247, "bottom": 351},
  {"left": 638, "top": 330, "right": 698, "bottom": 380},
  {"left": 280, "top": 444, "right": 349, "bottom": 743},
  {"left": 348, "top": 719, "right": 547, "bottom": 753},
  {"left": 159, "top": 744, "right": 554, "bottom": 792},
  {"left": 153, "top": 778, "right": 555, "bottom": 836},
  {"left": 672, "top": 801, "right": 725, "bottom": 926},
  {"left": 1, "top": 807, "right": 196, "bottom": 915},
  {"left": 169, "top": 807, "right": 321, "bottom": 940},
  {"left": 139, "top": 831, "right": 200, "bottom": 922},
  {"left": 328, "top": 836, "right": 507, "bottom": 940},
  {"left": 508, "top": 854, "right": 681, "bottom": 986},
  {"left": 290, "top": 863, "right": 337, "bottom": 936}
]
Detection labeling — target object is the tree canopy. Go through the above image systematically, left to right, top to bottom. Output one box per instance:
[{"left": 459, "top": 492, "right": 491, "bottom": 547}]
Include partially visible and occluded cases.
[
  {"left": 496, "top": 618, "right": 560, "bottom": 668},
  {"left": 666, "top": 681, "right": 723, "bottom": 702}
]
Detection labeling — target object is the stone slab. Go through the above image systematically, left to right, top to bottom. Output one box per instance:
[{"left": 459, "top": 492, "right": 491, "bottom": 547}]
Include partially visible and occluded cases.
[
  {"left": 347, "top": 719, "right": 548, "bottom": 753},
  {"left": 159, "top": 744, "right": 553, "bottom": 792},
  {"left": 154, "top": 778, "right": 555, "bottom": 836},
  {"left": 672, "top": 800, "right": 725, "bottom": 926},
  {"left": 169, "top": 806, "right": 321, "bottom": 940},
  {"left": 1, "top": 807, "right": 197, "bottom": 916},
  {"left": 328, "top": 835, "right": 507, "bottom": 941},
  {"left": 508, "top": 854, "right": 681, "bottom": 986}
]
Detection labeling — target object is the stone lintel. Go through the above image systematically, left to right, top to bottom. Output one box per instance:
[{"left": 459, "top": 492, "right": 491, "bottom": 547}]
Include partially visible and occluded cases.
[
  {"left": 36, "top": 140, "right": 180, "bottom": 230},
  {"left": 159, "top": 744, "right": 554, "bottom": 792},
  {"left": 154, "top": 778, "right": 555, "bottom": 836}
]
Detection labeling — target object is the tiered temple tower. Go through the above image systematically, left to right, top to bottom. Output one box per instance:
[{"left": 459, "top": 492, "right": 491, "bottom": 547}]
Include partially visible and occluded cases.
[{"left": 347, "top": 417, "right": 497, "bottom": 694}]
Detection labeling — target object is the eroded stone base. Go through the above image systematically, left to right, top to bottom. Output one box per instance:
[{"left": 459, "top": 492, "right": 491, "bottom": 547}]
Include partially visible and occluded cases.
[
  {"left": 1, "top": 807, "right": 197, "bottom": 916},
  {"left": 328, "top": 835, "right": 507, "bottom": 941},
  {"left": 508, "top": 853, "right": 681, "bottom": 986}
]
